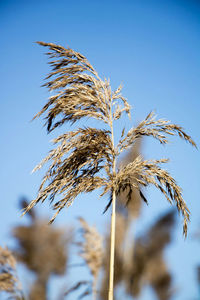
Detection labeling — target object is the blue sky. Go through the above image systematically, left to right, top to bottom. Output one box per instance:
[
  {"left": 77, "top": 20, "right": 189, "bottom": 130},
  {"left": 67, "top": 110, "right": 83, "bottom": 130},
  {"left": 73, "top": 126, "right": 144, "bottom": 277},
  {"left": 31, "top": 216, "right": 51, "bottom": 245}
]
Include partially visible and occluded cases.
[{"left": 0, "top": 0, "right": 200, "bottom": 299}]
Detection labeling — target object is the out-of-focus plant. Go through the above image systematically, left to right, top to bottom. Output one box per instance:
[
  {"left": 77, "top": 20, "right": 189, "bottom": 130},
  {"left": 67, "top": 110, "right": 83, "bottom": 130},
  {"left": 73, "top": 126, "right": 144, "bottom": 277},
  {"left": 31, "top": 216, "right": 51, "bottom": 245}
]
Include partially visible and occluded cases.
[
  {"left": 13, "top": 199, "right": 71, "bottom": 300},
  {"left": 125, "top": 210, "right": 175, "bottom": 300},
  {"left": 78, "top": 217, "right": 103, "bottom": 300},
  {"left": 65, "top": 218, "right": 103, "bottom": 300},
  {"left": 0, "top": 246, "right": 24, "bottom": 300}
]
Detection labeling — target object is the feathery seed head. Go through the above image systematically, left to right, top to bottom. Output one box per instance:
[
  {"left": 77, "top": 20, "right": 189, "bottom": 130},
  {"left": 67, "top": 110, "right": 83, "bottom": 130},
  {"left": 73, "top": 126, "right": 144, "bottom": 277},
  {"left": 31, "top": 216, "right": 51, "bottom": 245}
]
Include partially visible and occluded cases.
[{"left": 25, "top": 41, "right": 196, "bottom": 237}]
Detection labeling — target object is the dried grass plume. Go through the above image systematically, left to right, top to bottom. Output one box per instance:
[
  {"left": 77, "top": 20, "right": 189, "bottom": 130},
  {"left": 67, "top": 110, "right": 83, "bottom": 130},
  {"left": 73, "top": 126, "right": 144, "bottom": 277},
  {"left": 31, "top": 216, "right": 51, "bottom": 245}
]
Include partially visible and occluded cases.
[{"left": 24, "top": 41, "right": 196, "bottom": 237}]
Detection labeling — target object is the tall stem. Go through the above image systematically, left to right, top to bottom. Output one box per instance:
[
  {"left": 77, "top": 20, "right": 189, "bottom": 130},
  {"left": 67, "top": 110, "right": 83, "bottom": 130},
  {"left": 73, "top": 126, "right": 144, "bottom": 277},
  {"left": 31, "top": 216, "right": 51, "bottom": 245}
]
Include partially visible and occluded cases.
[
  {"left": 108, "top": 111, "right": 116, "bottom": 300},
  {"left": 108, "top": 189, "right": 116, "bottom": 300}
]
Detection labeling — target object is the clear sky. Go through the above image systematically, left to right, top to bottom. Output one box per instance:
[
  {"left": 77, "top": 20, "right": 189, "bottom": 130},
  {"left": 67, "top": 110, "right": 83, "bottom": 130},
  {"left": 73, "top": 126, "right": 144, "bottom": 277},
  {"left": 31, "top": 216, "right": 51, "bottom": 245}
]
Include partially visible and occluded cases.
[{"left": 0, "top": 0, "right": 200, "bottom": 299}]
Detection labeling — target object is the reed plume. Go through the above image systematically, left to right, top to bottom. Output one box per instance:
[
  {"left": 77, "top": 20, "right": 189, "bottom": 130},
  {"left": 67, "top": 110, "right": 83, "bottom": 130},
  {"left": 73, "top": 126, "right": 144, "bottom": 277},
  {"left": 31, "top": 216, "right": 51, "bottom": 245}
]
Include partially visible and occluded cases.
[{"left": 25, "top": 41, "right": 196, "bottom": 300}]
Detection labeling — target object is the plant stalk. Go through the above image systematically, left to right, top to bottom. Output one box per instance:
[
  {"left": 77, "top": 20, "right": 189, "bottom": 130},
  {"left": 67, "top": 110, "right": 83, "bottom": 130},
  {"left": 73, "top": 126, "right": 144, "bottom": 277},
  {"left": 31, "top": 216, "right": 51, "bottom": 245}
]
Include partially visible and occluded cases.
[
  {"left": 108, "top": 107, "right": 116, "bottom": 300},
  {"left": 108, "top": 189, "right": 116, "bottom": 300}
]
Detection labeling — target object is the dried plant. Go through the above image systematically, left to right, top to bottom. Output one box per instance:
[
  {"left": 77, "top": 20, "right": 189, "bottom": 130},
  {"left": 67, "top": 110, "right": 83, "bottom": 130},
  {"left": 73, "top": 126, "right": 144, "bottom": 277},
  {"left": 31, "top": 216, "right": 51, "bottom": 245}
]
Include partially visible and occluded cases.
[
  {"left": 24, "top": 41, "right": 196, "bottom": 300},
  {"left": 14, "top": 199, "right": 71, "bottom": 300},
  {"left": 125, "top": 210, "right": 176, "bottom": 300},
  {"left": 78, "top": 217, "right": 103, "bottom": 300},
  {"left": 0, "top": 246, "right": 24, "bottom": 300}
]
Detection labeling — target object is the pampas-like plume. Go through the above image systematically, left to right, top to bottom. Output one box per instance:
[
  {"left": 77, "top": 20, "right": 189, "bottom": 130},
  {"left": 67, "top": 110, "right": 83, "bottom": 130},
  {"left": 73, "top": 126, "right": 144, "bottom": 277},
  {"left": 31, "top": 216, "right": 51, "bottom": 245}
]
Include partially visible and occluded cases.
[
  {"left": 25, "top": 41, "right": 196, "bottom": 300},
  {"left": 0, "top": 246, "right": 24, "bottom": 300}
]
